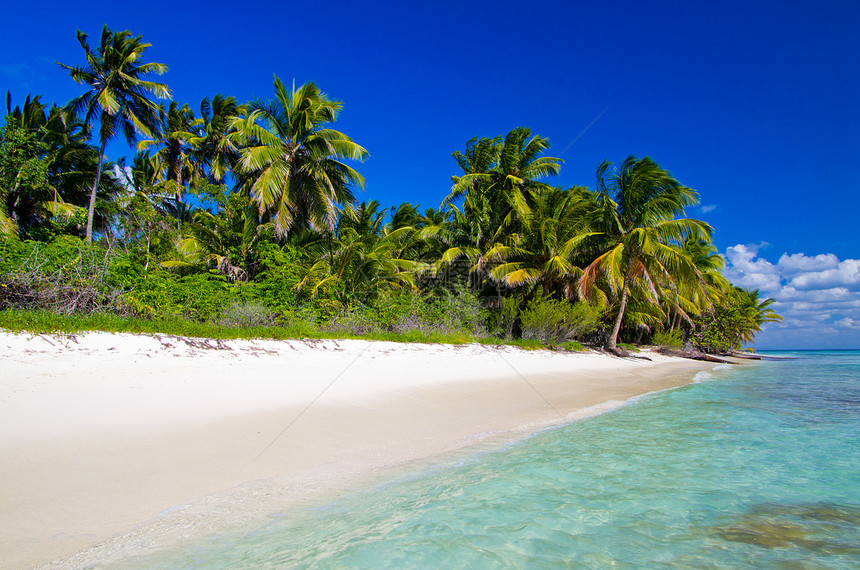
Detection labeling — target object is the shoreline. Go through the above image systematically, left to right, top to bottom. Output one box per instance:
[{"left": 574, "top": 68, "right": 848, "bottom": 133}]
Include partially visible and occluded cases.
[{"left": 0, "top": 331, "right": 715, "bottom": 569}]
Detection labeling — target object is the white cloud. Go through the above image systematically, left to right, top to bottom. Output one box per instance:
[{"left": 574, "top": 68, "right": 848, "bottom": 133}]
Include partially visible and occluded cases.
[
  {"left": 700, "top": 204, "right": 717, "bottom": 213},
  {"left": 722, "top": 244, "right": 781, "bottom": 292},
  {"left": 723, "top": 244, "right": 860, "bottom": 349},
  {"left": 777, "top": 252, "right": 839, "bottom": 276},
  {"left": 789, "top": 259, "right": 860, "bottom": 291}
]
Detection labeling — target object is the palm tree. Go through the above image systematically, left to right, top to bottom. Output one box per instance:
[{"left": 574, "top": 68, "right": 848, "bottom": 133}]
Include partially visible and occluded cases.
[
  {"left": 59, "top": 25, "right": 170, "bottom": 241},
  {"left": 232, "top": 77, "right": 367, "bottom": 237},
  {"left": 189, "top": 94, "right": 245, "bottom": 184},
  {"left": 137, "top": 101, "right": 198, "bottom": 213},
  {"left": 438, "top": 128, "right": 563, "bottom": 293},
  {"left": 443, "top": 128, "right": 563, "bottom": 249},
  {"left": 578, "top": 156, "right": 712, "bottom": 352},
  {"left": 486, "top": 186, "right": 594, "bottom": 297},
  {"left": 163, "top": 193, "right": 271, "bottom": 282},
  {"left": 338, "top": 200, "right": 386, "bottom": 237},
  {"left": 295, "top": 225, "right": 425, "bottom": 304},
  {"left": 662, "top": 237, "right": 731, "bottom": 334},
  {"left": 736, "top": 288, "right": 783, "bottom": 342}
]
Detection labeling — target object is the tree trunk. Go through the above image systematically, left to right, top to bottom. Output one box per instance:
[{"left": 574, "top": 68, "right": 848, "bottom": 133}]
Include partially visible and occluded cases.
[
  {"left": 85, "top": 138, "right": 107, "bottom": 242},
  {"left": 174, "top": 160, "right": 183, "bottom": 230},
  {"left": 606, "top": 264, "right": 632, "bottom": 351}
]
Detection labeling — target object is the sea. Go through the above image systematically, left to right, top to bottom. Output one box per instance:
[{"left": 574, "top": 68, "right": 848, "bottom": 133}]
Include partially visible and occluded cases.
[{"left": 108, "top": 351, "right": 860, "bottom": 569}]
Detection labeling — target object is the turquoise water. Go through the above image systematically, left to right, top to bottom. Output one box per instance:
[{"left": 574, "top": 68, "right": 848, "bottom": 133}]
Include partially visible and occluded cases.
[{"left": 119, "top": 352, "right": 860, "bottom": 568}]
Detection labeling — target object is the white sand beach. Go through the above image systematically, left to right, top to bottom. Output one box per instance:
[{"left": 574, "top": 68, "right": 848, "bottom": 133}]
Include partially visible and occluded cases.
[{"left": 0, "top": 331, "right": 713, "bottom": 568}]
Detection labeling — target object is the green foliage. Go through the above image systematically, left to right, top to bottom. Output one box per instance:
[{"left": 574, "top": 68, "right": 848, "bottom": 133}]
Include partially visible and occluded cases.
[
  {"left": 2, "top": 46, "right": 780, "bottom": 351},
  {"left": 0, "top": 119, "right": 55, "bottom": 236},
  {"left": 0, "top": 235, "right": 131, "bottom": 313},
  {"left": 252, "top": 241, "right": 305, "bottom": 318},
  {"left": 123, "top": 270, "right": 253, "bottom": 321},
  {"left": 325, "top": 286, "right": 486, "bottom": 337},
  {"left": 692, "top": 287, "right": 782, "bottom": 353},
  {"left": 486, "top": 294, "right": 521, "bottom": 339},
  {"left": 519, "top": 296, "right": 601, "bottom": 344},
  {"left": 212, "top": 300, "right": 276, "bottom": 328},
  {"left": 693, "top": 305, "right": 747, "bottom": 352},
  {"left": 652, "top": 329, "right": 683, "bottom": 348}
]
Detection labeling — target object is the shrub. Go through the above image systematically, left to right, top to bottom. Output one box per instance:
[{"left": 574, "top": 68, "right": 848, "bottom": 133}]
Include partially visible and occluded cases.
[
  {"left": 0, "top": 236, "right": 132, "bottom": 314},
  {"left": 251, "top": 242, "right": 305, "bottom": 319},
  {"left": 123, "top": 270, "right": 253, "bottom": 321},
  {"left": 387, "top": 286, "right": 486, "bottom": 336},
  {"left": 486, "top": 294, "right": 521, "bottom": 340},
  {"left": 519, "top": 297, "right": 601, "bottom": 344},
  {"left": 212, "top": 300, "right": 276, "bottom": 329},
  {"left": 323, "top": 307, "right": 379, "bottom": 336},
  {"left": 652, "top": 329, "right": 683, "bottom": 348}
]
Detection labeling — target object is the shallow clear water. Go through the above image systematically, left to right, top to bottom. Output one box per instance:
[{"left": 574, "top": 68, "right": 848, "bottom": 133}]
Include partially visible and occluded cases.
[{"left": 118, "top": 352, "right": 860, "bottom": 568}]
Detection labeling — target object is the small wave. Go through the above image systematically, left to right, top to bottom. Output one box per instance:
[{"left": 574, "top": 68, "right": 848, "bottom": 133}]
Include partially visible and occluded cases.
[{"left": 694, "top": 371, "right": 715, "bottom": 383}]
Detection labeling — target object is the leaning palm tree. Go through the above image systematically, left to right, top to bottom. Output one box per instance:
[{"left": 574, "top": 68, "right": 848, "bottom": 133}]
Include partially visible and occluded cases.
[
  {"left": 59, "top": 25, "right": 170, "bottom": 241},
  {"left": 232, "top": 77, "right": 368, "bottom": 237},
  {"left": 578, "top": 156, "right": 713, "bottom": 352}
]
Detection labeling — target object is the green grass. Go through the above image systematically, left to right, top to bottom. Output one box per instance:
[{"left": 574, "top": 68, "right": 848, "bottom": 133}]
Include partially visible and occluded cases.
[
  {"left": 0, "top": 309, "right": 496, "bottom": 346},
  {"left": 0, "top": 309, "right": 605, "bottom": 353}
]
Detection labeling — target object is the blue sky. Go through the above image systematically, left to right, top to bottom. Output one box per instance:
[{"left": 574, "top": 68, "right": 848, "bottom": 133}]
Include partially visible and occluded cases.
[{"left": 2, "top": 0, "right": 858, "bottom": 348}]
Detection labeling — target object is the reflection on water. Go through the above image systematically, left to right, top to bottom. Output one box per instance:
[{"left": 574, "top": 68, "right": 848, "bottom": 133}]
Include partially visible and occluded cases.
[{"left": 715, "top": 502, "right": 860, "bottom": 556}]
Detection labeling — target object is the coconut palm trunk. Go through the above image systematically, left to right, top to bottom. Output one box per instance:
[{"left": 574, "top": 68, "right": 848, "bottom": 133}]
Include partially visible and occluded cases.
[
  {"left": 84, "top": 137, "right": 107, "bottom": 241},
  {"left": 606, "top": 264, "right": 632, "bottom": 351}
]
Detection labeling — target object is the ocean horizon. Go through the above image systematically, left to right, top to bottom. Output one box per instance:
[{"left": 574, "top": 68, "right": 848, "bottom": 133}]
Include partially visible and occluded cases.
[{"left": 102, "top": 351, "right": 860, "bottom": 568}]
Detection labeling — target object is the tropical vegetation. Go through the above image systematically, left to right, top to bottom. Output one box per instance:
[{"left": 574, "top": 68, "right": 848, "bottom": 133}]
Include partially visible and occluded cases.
[{"left": 0, "top": 26, "right": 781, "bottom": 353}]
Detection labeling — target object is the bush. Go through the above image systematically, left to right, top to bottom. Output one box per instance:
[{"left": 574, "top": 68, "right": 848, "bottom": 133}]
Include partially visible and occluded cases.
[
  {"left": 0, "top": 235, "right": 132, "bottom": 314},
  {"left": 251, "top": 242, "right": 305, "bottom": 319},
  {"left": 123, "top": 270, "right": 254, "bottom": 321},
  {"left": 321, "top": 285, "right": 486, "bottom": 338},
  {"left": 486, "top": 294, "right": 520, "bottom": 340},
  {"left": 519, "top": 297, "right": 601, "bottom": 344},
  {"left": 212, "top": 300, "right": 276, "bottom": 328},
  {"left": 323, "top": 307, "right": 379, "bottom": 336},
  {"left": 652, "top": 329, "right": 683, "bottom": 348}
]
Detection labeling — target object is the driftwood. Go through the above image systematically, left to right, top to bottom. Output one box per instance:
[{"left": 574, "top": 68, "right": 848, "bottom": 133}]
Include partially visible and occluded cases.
[
  {"left": 657, "top": 346, "right": 735, "bottom": 364},
  {"left": 603, "top": 347, "right": 653, "bottom": 361},
  {"left": 730, "top": 351, "right": 795, "bottom": 361},
  {"left": 729, "top": 352, "right": 762, "bottom": 360},
  {"left": 690, "top": 353, "right": 734, "bottom": 364}
]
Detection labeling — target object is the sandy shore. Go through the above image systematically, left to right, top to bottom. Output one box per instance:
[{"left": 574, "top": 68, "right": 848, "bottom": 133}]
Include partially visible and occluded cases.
[{"left": 0, "top": 331, "right": 713, "bottom": 568}]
